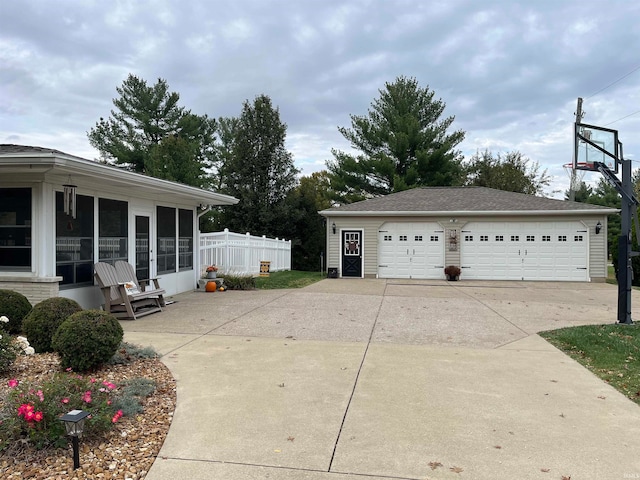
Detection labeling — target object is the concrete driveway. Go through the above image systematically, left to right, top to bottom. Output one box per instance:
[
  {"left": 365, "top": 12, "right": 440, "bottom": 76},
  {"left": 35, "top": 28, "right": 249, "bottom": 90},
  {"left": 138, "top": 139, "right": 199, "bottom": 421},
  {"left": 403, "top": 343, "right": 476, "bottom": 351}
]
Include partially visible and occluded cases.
[{"left": 122, "top": 279, "right": 640, "bottom": 480}]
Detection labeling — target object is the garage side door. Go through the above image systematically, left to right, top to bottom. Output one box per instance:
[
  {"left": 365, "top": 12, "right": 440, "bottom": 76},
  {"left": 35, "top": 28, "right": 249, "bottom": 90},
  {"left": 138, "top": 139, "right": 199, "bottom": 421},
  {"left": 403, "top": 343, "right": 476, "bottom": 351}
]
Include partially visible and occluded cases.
[
  {"left": 461, "top": 221, "right": 588, "bottom": 281},
  {"left": 378, "top": 222, "right": 444, "bottom": 279}
]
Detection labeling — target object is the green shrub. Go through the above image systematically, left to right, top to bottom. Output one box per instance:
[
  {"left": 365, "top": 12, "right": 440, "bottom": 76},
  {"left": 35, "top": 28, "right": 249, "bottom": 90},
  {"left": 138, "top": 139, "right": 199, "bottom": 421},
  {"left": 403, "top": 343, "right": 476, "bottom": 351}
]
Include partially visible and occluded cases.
[
  {"left": 219, "top": 273, "right": 256, "bottom": 290},
  {"left": 0, "top": 289, "right": 32, "bottom": 333},
  {"left": 22, "top": 297, "right": 83, "bottom": 353},
  {"left": 52, "top": 310, "right": 123, "bottom": 372},
  {"left": 0, "top": 333, "right": 20, "bottom": 374},
  {"left": 109, "top": 341, "right": 158, "bottom": 365},
  {"left": 0, "top": 372, "right": 121, "bottom": 450},
  {"left": 113, "top": 377, "right": 156, "bottom": 416}
]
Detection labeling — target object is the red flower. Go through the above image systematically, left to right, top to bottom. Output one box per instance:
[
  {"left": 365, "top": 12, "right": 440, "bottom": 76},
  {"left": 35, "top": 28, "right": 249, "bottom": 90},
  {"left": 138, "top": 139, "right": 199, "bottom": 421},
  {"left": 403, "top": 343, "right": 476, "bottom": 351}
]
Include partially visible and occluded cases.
[
  {"left": 7, "top": 379, "right": 18, "bottom": 388},
  {"left": 111, "top": 410, "right": 123, "bottom": 423}
]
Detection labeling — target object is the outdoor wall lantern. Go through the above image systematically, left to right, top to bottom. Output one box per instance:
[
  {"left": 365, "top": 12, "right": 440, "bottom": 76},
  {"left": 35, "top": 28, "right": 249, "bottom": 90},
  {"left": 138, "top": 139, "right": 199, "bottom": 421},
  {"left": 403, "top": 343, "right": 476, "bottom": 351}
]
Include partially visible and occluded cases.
[
  {"left": 595, "top": 221, "right": 602, "bottom": 234},
  {"left": 332, "top": 222, "right": 336, "bottom": 234},
  {"left": 59, "top": 409, "right": 90, "bottom": 470}
]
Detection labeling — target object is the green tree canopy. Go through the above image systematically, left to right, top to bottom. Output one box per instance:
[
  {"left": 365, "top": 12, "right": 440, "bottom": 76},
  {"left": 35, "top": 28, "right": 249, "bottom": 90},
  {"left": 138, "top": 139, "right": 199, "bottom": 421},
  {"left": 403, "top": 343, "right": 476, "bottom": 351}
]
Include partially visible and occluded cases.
[
  {"left": 88, "top": 74, "right": 214, "bottom": 188},
  {"left": 327, "top": 76, "right": 465, "bottom": 203},
  {"left": 217, "top": 95, "right": 299, "bottom": 238},
  {"left": 464, "top": 150, "right": 550, "bottom": 195},
  {"left": 286, "top": 171, "right": 333, "bottom": 271}
]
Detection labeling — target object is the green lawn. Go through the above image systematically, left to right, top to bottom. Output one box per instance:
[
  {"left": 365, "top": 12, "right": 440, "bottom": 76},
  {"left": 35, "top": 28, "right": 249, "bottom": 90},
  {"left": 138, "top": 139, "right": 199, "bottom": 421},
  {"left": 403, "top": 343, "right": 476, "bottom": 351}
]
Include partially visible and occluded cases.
[
  {"left": 254, "top": 270, "right": 326, "bottom": 289},
  {"left": 540, "top": 324, "right": 640, "bottom": 406}
]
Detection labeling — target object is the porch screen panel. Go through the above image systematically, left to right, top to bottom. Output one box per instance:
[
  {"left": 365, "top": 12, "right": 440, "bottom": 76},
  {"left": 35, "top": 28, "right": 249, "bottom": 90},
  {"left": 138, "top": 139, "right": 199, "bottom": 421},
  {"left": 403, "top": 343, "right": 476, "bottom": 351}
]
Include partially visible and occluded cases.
[
  {"left": 0, "top": 188, "right": 31, "bottom": 270},
  {"left": 56, "top": 192, "right": 94, "bottom": 286},
  {"left": 98, "top": 198, "right": 128, "bottom": 265},
  {"left": 157, "top": 206, "right": 176, "bottom": 274},
  {"left": 178, "top": 209, "right": 193, "bottom": 271}
]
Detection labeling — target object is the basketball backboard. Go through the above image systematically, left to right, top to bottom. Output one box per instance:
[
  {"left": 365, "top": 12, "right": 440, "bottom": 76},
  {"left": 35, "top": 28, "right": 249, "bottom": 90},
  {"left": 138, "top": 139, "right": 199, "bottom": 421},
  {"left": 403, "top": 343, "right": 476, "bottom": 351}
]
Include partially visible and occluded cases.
[{"left": 574, "top": 122, "right": 619, "bottom": 173}]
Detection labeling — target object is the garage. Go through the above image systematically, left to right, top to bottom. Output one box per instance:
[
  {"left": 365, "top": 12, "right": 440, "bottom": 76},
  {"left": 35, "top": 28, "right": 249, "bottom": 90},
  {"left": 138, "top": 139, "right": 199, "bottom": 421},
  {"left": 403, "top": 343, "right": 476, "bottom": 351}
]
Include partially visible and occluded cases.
[
  {"left": 321, "top": 187, "right": 616, "bottom": 283},
  {"left": 460, "top": 221, "right": 588, "bottom": 281},
  {"left": 378, "top": 222, "right": 444, "bottom": 279}
]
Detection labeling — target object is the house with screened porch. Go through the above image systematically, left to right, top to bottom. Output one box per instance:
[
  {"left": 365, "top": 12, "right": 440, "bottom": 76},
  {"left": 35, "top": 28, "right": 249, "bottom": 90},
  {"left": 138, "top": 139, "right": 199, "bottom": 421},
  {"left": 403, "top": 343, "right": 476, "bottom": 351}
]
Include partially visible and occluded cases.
[{"left": 0, "top": 145, "right": 237, "bottom": 308}]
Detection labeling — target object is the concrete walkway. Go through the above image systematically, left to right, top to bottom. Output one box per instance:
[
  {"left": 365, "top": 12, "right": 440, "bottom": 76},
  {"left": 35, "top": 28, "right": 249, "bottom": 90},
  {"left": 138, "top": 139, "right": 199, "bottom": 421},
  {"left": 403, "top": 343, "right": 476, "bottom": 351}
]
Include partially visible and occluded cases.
[{"left": 122, "top": 279, "right": 640, "bottom": 480}]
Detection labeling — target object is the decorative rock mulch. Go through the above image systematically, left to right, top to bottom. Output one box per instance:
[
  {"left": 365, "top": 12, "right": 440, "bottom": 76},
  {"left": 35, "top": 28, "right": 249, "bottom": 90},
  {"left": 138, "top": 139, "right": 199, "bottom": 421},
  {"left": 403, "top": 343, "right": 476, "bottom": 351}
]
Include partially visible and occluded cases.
[{"left": 0, "top": 352, "right": 176, "bottom": 479}]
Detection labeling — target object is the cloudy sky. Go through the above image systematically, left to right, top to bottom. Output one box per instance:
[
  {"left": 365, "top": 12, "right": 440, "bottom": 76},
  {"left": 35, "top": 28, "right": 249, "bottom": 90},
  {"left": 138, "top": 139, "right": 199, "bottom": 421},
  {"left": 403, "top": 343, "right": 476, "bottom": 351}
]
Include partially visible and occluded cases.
[{"left": 2, "top": 0, "right": 639, "bottom": 197}]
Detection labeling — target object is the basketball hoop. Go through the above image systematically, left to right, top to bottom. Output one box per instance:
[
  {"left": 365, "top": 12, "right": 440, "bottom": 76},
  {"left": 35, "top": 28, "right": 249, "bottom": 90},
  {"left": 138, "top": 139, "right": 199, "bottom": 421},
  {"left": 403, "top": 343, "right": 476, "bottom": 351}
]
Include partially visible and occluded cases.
[{"left": 563, "top": 162, "right": 587, "bottom": 192}]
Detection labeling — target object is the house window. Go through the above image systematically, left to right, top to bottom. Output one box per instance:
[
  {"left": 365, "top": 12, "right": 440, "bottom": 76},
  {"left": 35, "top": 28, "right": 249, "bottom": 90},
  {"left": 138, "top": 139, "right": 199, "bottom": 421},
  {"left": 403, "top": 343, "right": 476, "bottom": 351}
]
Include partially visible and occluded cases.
[
  {"left": 0, "top": 188, "right": 31, "bottom": 271},
  {"left": 56, "top": 192, "right": 94, "bottom": 287},
  {"left": 98, "top": 198, "right": 128, "bottom": 265},
  {"left": 157, "top": 206, "right": 176, "bottom": 274},
  {"left": 179, "top": 209, "right": 193, "bottom": 271},
  {"left": 383, "top": 235, "right": 392, "bottom": 241},
  {"left": 399, "top": 235, "right": 407, "bottom": 241},
  {"left": 414, "top": 235, "right": 423, "bottom": 242},
  {"left": 430, "top": 235, "right": 439, "bottom": 241},
  {"left": 464, "top": 235, "right": 473, "bottom": 241},
  {"left": 480, "top": 235, "right": 488, "bottom": 241},
  {"left": 495, "top": 235, "right": 504, "bottom": 241},
  {"left": 510, "top": 235, "right": 519, "bottom": 242},
  {"left": 526, "top": 235, "right": 535, "bottom": 242},
  {"left": 542, "top": 235, "right": 551, "bottom": 242},
  {"left": 558, "top": 235, "right": 567, "bottom": 242},
  {"left": 574, "top": 235, "right": 584, "bottom": 242}
]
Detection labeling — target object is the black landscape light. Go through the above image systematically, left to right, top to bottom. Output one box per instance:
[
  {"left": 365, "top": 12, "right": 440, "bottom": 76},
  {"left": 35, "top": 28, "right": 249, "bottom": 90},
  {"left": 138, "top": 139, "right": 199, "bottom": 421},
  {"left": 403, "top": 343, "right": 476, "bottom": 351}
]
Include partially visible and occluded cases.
[{"left": 59, "top": 409, "right": 90, "bottom": 470}]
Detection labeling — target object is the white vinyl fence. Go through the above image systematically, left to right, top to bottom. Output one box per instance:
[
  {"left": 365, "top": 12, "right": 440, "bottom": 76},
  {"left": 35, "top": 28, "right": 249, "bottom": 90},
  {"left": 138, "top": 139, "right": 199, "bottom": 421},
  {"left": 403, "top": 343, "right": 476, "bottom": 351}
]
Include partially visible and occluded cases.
[{"left": 199, "top": 229, "right": 291, "bottom": 276}]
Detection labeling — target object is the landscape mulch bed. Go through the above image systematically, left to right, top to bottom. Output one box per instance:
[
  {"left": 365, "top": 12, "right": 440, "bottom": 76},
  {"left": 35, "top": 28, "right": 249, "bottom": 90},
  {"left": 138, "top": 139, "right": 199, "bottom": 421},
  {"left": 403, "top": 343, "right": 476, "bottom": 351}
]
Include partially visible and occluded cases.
[{"left": 0, "top": 352, "right": 176, "bottom": 479}]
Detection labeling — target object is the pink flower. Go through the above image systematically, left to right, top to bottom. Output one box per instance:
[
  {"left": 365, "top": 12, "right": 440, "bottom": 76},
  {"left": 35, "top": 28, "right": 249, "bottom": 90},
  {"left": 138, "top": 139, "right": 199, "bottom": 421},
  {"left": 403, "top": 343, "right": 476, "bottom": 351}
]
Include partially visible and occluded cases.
[
  {"left": 65, "top": 367, "right": 72, "bottom": 372},
  {"left": 90, "top": 378, "right": 96, "bottom": 383},
  {"left": 7, "top": 379, "right": 18, "bottom": 388},
  {"left": 102, "top": 381, "right": 117, "bottom": 390},
  {"left": 36, "top": 390, "right": 44, "bottom": 402},
  {"left": 82, "top": 391, "right": 92, "bottom": 403},
  {"left": 61, "top": 397, "right": 69, "bottom": 404},
  {"left": 18, "top": 403, "right": 33, "bottom": 418},
  {"left": 111, "top": 410, "right": 123, "bottom": 423},
  {"left": 33, "top": 411, "right": 43, "bottom": 422}
]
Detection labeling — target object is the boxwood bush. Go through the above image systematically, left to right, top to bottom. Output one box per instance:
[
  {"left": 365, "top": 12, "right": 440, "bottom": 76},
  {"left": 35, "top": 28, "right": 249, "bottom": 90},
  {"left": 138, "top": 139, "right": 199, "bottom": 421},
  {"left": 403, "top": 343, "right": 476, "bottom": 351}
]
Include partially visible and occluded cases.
[
  {"left": 0, "top": 289, "right": 32, "bottom": 333},
  {"left": 22, "top": 297, "right": 83, "bottom": 353},
  {"left": 52, "top": 310, "right": 123, "bottom": 372}
]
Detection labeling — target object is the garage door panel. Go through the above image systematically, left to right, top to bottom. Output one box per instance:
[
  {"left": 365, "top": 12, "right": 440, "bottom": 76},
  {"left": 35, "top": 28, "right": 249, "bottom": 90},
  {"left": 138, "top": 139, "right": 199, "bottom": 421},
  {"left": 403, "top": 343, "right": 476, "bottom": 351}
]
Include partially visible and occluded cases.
[
  {"left": 462, "top": 221, "right": 588, "bottom": 281},
  {"left": 378, "top": 223, "right": 443, "bottom": 279}
]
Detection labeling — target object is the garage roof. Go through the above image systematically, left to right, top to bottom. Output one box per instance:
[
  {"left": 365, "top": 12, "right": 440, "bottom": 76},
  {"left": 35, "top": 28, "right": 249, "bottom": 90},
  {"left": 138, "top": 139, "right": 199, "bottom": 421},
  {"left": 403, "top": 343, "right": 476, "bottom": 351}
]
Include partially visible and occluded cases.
[
  {"left": 0, "top": 144, "right": 238, "bottom": 207},
  {"left": 320, "top": 187, "right": 618, "bottom": 216}
]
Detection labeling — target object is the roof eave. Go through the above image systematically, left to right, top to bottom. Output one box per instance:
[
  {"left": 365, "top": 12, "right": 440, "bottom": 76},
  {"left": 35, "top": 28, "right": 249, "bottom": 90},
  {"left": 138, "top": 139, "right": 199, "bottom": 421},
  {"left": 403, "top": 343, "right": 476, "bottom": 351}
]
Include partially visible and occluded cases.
[
  {"left": 0, "top": 152, "right": 238, "bottom": 206},
  {"left": 319, "top": 209, "right": 619, "bottom": 216}
]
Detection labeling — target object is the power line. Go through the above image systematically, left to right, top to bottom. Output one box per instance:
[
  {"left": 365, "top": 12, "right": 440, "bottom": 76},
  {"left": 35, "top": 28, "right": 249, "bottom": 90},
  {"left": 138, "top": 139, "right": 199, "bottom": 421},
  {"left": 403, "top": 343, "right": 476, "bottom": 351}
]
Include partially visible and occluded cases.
[
  {"left": 585, "top": 63, "right": 640, "bottom": 99},
  {"left": 604, "top": 109, "right": 640, "bottom": 126}
]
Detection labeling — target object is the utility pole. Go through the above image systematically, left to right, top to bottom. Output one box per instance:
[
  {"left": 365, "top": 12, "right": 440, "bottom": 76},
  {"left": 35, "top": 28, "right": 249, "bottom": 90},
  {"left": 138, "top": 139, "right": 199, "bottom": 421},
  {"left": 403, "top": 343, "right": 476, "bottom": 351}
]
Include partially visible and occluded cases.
[{"left": 570, "top": 98, "right": 584, "bottom": 202}]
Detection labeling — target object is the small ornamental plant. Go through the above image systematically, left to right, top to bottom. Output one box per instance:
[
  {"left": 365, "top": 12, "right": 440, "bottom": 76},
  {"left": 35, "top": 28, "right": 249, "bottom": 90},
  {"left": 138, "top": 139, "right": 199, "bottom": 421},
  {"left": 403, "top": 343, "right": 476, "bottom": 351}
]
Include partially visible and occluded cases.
[
  {"left": 444, "top": 265, "right": 461, "bottom": 279},
  {"left": 0, "top": 371, "right": 123, "bottom": 450}
]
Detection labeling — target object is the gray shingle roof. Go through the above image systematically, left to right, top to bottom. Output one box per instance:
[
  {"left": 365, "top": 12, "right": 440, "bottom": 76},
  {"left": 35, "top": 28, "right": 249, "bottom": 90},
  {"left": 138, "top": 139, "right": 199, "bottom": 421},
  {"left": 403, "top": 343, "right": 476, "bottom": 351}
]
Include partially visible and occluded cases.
[
  {"left": 0, "top": 144, "right": 68, "bottom": 155},
  {"left": 321, "top": 187, "right": 615, "bottom": 214}
]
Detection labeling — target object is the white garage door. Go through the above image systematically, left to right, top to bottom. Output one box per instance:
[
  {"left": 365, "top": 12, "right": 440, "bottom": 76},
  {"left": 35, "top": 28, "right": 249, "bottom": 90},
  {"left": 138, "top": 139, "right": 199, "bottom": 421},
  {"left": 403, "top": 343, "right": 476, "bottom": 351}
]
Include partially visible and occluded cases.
[
  {"left": 461, "top": 221, "right": 588, "bottom": 281},
  {"left": 378, "top": 222, "right": 444, "bottom": 279}
]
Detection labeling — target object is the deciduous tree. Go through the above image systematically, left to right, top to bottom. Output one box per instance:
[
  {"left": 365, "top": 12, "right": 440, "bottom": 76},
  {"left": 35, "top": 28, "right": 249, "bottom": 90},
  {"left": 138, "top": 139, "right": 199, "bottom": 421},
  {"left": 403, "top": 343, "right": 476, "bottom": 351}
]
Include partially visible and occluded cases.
[
  {"left": 218, "top": 95, "right": 298, "bottom": 238},
  {"left": 464, "top": 150, "right": 550, "bottom": 195}
]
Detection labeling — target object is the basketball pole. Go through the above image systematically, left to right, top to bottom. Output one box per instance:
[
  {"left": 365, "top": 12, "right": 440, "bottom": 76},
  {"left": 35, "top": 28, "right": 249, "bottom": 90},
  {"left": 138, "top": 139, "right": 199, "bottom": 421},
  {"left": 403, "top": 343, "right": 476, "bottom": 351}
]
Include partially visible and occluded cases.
[{"left": 617, "top": 147, "right": 634, "bottom": 324}]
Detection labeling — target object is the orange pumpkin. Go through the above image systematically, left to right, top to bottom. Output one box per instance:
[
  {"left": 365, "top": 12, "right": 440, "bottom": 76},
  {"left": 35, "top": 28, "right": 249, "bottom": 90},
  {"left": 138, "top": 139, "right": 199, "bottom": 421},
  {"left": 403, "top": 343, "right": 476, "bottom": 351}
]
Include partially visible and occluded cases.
[{"left": 205, "top": 281, "right": 217, "bottom": 292}]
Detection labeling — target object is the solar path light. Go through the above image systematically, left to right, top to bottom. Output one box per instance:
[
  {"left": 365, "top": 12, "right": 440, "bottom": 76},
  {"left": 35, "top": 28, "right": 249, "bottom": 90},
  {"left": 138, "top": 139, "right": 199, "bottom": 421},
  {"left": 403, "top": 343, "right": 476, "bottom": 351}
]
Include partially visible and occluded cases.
[{"left": 59, "top": 409, "right": 90, "bottom": 470}]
